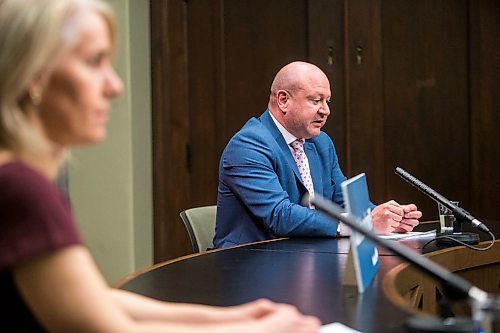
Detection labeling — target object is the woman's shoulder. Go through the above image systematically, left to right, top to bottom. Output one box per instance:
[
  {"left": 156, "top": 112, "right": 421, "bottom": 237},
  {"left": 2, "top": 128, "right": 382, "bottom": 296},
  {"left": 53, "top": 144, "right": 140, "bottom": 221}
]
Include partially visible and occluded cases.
[
  {"left": 0, "top": 161, "right": 65, "bottom": 210},
  {"left": 0, "top": 161, "right": 54, "bottom": 192},
  {"left": 0, "top": 161, "right": 81, "bottom": 270}
]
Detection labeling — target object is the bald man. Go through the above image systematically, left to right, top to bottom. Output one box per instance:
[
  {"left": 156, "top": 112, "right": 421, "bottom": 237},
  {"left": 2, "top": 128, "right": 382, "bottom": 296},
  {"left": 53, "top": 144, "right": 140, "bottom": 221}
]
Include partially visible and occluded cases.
[{"left": 213, "top": 61, "right": 422, "bottom": 248}]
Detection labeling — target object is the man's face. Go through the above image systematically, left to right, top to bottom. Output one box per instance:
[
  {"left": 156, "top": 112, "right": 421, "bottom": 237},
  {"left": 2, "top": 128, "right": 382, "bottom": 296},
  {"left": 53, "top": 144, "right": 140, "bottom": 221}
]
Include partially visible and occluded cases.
[{"left": 282, "top": 73, "right": 331, "bottom": 139}]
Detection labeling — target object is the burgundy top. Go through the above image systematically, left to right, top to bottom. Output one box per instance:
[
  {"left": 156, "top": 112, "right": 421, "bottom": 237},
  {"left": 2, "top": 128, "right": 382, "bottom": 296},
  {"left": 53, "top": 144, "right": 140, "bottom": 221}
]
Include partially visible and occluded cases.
[{"left": 0, "top": 161, "right": 82, "bottom": 332}]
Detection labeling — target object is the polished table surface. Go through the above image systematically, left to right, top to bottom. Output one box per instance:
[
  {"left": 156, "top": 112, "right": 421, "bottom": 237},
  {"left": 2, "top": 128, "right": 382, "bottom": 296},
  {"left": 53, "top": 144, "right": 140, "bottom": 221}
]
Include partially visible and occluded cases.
[{"left": 119, "top": 222, "right": 498, "bottom": 333}]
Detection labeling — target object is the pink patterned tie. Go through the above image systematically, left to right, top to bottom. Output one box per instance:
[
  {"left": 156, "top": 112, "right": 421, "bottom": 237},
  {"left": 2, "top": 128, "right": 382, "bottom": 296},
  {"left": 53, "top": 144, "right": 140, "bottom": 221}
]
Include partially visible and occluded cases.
[{"left": 290, "top": 139, "right": 315, "bottom": 200}]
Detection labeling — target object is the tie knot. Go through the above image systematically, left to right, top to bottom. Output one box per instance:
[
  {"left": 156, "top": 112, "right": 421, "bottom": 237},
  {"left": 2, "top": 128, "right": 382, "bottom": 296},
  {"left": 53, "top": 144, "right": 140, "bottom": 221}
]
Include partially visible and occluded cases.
[{"left": 290, "top": 138, "right": 305, "bottom": 151}]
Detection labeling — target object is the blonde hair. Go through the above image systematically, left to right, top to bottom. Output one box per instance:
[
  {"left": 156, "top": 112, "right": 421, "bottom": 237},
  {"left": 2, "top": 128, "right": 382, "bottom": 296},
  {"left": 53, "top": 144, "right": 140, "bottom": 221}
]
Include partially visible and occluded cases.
[{"left": 0, "top": 0, "right": 116, "bottom": 171}]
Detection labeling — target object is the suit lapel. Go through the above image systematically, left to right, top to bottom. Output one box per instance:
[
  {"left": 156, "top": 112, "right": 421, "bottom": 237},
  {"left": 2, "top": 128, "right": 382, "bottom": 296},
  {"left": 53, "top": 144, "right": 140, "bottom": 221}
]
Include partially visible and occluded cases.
[{"left": 260, "top": 110, "right": 303, "bottom": 182}]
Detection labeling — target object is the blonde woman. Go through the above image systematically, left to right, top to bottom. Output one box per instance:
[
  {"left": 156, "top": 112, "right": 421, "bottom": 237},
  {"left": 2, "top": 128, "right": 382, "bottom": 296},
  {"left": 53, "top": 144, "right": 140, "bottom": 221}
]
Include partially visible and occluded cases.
[{"left": 0, "top": 0, "right": 321, "bottom": 332}]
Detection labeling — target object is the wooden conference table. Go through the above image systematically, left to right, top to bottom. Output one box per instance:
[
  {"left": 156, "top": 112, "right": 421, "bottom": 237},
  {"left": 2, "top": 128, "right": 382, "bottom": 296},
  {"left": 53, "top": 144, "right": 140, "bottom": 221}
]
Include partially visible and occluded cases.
[{"left": 117, "top": 222, "right": 499, "bottom": 333}]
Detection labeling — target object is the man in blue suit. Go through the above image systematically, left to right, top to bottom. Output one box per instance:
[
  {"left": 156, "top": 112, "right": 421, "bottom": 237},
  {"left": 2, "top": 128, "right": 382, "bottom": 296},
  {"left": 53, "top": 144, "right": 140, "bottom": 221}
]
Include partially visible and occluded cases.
[{"left": 214, "top": 61, "right": 422, "bottom": 248}]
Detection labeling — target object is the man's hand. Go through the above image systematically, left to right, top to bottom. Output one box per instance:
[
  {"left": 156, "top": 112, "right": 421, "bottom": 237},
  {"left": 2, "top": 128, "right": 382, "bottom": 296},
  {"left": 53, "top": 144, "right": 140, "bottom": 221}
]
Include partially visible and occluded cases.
[{"left": 371, "top": 200, "right": 422, "bottom": 234}]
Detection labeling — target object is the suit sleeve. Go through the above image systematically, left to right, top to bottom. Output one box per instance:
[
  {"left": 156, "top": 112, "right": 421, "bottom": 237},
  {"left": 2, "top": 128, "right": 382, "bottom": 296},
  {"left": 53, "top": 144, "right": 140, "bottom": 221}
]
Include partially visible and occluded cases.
[{"left": 221, "top": 133, "right": 338, "bottom": 238}]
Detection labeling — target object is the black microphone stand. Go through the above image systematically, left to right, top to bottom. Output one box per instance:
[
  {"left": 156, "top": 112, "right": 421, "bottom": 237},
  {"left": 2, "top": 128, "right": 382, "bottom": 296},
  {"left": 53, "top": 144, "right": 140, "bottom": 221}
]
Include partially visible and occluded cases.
[
  {"left": 395, "top": 167, "right": 481, "bottom": 246},
  {"left": 304, "top": 193, "right": 497, "bottom": 333}
]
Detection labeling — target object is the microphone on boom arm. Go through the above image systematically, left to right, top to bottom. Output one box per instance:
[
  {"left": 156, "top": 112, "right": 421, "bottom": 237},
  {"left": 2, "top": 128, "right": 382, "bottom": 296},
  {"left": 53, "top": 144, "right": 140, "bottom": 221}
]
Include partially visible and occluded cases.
[{"left": 394, "top": 167, "right": 489, "bottom": 246}]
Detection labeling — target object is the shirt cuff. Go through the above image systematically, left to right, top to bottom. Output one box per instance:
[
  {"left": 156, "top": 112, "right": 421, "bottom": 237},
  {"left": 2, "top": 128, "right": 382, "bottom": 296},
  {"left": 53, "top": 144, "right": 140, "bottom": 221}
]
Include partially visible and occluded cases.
[{"left": 337, "top": 213, "right": 351, "bottom": 237}]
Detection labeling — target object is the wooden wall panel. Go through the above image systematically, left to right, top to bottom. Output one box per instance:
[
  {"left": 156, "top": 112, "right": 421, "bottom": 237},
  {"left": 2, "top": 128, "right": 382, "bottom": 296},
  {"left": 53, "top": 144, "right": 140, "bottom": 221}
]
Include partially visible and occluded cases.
[
  {"left": 151, "top": 0, "right": 191, "bottom": 261},
  {"left": 222, "top": 0, "right": 309, "bottom": 144},
  {"left": 308, "top": 0, "right": 347, "bottom": 172},
  {"left": 345, "top": 0, "right": 385, "bottom": 201},
  {"left": 381, "top": 0, "right": 469, "bottom": 220},
  {"left": 470, "top": 0, "right": 500, "bottom": 221},
  {"left": 186, "top": 1, "right": 221, "bottom": 205}
]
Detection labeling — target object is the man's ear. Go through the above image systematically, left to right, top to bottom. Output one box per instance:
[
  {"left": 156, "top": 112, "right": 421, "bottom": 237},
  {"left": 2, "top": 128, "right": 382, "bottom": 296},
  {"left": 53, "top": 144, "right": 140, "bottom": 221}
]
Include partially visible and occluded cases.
[{"left": 276, "top": 90, "right": 290, "bottom": 112}]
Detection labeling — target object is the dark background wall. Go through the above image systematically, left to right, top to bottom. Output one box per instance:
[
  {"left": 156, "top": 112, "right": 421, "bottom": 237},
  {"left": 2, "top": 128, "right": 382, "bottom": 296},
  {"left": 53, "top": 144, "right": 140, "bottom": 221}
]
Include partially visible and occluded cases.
[{"left": 151, "top": 0, "right": 500, "bottom": 262}]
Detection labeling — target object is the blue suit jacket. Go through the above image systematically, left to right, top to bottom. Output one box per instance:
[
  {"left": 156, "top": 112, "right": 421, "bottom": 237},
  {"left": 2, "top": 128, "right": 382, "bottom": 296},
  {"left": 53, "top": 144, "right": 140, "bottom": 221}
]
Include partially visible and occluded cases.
[{"left": 214, "top": 110, "right": 348, "bottom": 248}]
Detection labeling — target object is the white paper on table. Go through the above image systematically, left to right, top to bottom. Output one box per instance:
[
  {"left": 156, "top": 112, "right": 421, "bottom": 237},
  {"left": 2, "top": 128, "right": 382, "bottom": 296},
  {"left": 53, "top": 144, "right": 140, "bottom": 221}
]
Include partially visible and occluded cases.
[
  {"left": 378, "top": 230, "right": 436, "bottom": 240},
  {"left": 320, "top": 322, "right": 362, "bottom": 333}
]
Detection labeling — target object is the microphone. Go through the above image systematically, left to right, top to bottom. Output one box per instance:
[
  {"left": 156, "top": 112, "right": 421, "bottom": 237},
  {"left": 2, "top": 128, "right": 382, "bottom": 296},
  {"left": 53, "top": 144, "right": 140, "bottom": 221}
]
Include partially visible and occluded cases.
[
  {"left": 395, "top": 167, "right": 490, "bottom": 236},
  {"left": 304, "top": 193, "right": 498, "bottom": 332},
  {"left": 305, "top": 193, "right": 486, "bottom": 302}
]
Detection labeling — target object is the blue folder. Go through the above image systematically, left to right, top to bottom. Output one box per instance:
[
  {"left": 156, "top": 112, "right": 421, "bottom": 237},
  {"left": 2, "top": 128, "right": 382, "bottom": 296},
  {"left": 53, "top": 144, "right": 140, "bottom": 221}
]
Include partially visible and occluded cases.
[{"left": 341, "top": 173, "right": 380, "bottom": 293}]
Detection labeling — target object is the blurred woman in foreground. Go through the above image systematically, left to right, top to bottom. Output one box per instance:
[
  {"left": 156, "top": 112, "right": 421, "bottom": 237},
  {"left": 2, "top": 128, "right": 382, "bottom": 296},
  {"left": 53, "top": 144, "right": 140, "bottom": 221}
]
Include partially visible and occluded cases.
[{"left": 0, "top": 0, "right": 321, "bottom": 332}]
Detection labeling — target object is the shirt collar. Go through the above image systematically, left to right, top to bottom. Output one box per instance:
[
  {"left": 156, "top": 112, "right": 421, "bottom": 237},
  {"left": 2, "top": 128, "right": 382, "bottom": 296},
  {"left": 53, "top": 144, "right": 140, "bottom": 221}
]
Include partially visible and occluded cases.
[{"left": 269, "top": 111, "right": 298, "bottom": 145}]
